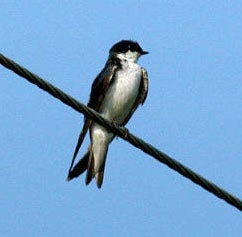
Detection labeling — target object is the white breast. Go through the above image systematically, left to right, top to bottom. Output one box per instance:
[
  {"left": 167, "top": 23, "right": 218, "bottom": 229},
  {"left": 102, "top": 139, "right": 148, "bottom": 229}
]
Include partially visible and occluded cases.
[{"left": 99, "top": 61, "right": 142, "bottom": 124}]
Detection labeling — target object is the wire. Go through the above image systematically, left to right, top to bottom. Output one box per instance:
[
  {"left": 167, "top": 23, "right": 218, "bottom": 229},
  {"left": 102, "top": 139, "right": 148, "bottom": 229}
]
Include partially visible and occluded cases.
[{"left": 0, "top": 52, "right": 241, "bottom": 212}]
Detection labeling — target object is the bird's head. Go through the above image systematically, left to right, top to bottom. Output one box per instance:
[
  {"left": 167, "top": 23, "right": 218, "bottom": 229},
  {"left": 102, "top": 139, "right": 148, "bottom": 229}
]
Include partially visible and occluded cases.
[{"left": 109, "top": 40, "right": 148, "bottom": 63}]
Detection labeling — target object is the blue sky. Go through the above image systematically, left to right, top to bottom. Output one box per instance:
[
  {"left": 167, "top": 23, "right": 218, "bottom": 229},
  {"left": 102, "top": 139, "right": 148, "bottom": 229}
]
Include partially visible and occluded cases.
[{"left": 1, "top": 1, "right": 242, "bottom": 236}]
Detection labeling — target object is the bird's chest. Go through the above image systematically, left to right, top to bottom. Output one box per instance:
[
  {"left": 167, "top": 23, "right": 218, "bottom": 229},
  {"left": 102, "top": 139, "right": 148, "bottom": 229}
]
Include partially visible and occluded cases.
[{"left": 100, "top": 63, "right": 142, "bottom": 122}]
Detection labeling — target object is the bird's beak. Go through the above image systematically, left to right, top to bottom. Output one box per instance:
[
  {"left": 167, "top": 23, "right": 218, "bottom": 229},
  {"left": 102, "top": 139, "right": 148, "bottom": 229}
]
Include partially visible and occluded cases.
[{"left": 141, "top": 50, "right": 149, "bottom": 55}]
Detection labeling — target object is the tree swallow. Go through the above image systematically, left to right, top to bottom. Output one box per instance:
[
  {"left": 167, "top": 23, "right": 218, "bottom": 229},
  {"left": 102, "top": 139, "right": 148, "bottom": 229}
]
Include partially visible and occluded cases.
[{"left": 67, "top": 40, "right": 149, "bottom": 188}]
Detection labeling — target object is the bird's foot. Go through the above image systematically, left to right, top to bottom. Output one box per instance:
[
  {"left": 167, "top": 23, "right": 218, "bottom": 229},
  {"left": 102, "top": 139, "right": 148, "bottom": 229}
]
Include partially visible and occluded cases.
[{"left": 110, "top": 120, "right": 129, "bottom": 138}]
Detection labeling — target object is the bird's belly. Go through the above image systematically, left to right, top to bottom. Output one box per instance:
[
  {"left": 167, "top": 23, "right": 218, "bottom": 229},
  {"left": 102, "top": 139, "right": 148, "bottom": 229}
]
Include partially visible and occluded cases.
[{"left": 100, "top": 69, "right": 142, "bottom": 124}]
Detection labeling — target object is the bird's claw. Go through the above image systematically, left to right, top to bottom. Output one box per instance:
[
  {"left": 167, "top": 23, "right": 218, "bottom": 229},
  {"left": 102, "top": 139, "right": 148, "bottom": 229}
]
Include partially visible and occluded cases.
[
  {"left": 110, "top": 120, "right": 129, "bottom": 138},
  {"left": 120, "top": 126, "right": 129, "bottom": 138}
]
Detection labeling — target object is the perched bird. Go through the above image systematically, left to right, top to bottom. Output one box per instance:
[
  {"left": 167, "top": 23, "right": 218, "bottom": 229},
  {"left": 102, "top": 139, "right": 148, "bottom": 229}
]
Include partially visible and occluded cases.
[{"left": 67, "top": 40, "right": 149, "bottom": 188}]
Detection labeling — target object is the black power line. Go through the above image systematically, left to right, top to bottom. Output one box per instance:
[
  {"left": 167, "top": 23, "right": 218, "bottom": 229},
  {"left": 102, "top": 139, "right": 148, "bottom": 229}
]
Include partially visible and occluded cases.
[{"left": 0, "top": 52, "right": 241, "bottom": 212}]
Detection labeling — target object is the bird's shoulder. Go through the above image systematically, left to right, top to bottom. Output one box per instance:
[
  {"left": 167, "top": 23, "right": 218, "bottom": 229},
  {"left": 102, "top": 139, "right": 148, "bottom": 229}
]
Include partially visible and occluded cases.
[{"left": 87, "top": 56, "right": 121, "bottom": 110}]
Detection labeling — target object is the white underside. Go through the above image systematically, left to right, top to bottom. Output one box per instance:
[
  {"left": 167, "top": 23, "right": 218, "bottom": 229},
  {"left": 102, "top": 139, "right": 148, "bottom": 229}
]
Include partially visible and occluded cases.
[{"left": 91, "top": 60, "right": 142, "bottom": 172}]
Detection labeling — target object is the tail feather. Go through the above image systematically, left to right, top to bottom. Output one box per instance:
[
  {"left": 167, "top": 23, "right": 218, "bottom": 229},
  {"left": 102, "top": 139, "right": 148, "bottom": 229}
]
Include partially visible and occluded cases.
[
  {"left": 68, "top": 119, "right": 92, "bottom": 174},
  {"left": 68, "top": 144, "right": 107, "bottom": 188},
  {"left": 85, "top": 144, "right": 108, "bottom": 188},
  {"left": 67, "top": 151, "right": 89, "bottom": 181},
  {"left": 85, "top": 151, "right": 95, "bottom": 186},
  {"left": 95, "top": 172, "right": 104, "bottom": 189}
]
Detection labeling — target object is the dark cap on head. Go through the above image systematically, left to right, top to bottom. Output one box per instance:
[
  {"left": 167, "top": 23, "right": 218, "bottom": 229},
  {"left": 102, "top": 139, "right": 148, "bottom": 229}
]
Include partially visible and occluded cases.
[{"left": 110, "top": 40, "right": 149, "bottom": 55}]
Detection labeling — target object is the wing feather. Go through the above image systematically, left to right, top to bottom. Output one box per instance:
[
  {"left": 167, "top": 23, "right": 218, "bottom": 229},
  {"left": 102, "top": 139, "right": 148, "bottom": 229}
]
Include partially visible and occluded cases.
[{"left": 67, "top": 57, "right": 120, "bottom": 176}]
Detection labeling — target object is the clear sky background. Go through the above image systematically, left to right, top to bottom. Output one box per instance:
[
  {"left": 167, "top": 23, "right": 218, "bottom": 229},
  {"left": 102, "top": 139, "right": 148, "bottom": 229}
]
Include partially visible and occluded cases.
[{"left": 1, "top": 1, "right": 241, "bottom": 236}]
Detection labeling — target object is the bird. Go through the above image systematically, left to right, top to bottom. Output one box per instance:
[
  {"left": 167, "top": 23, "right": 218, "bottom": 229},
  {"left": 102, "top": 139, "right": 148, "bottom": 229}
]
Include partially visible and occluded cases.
[{"left": 67, "top": 40, "right": 149, "bottom": 188}]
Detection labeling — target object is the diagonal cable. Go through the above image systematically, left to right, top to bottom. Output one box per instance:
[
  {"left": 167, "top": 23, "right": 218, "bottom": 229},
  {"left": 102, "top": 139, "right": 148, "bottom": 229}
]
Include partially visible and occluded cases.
[{"left": 0, "top": 52, "right": 241, "bottom": 212}]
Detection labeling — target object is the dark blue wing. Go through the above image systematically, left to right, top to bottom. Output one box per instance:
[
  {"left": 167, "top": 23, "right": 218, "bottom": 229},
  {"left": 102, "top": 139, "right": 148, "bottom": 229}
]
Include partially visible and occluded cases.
[
  {"left": 67, "top": 56, "right": 120, "bottom": 175},
  {"left": 87, "top": 57, "right": 120, "bottom": 111}
]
